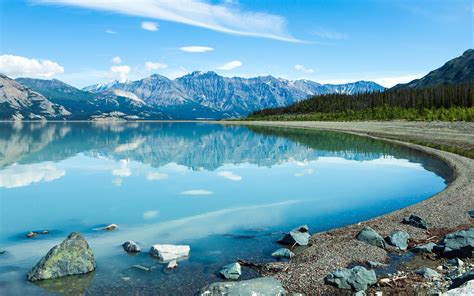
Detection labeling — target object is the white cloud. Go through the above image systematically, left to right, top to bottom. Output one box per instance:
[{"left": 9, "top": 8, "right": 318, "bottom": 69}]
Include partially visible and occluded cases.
[
  {"left": 35, "top": 0, "right": 302, "bottom": 42},
  {"left": 141, "top": 21, "right": 159, "bottom": 31},
  {"left": 312, "top": 28, "right": 347, "bottom": 40},
  {"left": 105, "top": 29, "right": 117, "bottom": 34},
  {"left": 179, "top": 46, "right": 214, "bottom": 53},
  {"left": 0, "top": 54, "right": 64, "bottom": 78},
  {"left": 111, "top": 56, "right": 122, "bottom": 64},
  {"left": 217, "top": 60, "right": 242, "bottom": 70},
  {"left": 145, "top": 61, "right": 168, "bottom": 71},
  {"left": 294, "top": 64, "right": 314, "bottom": 74},
  {"left": 110, "top": 65, "right": 131, "bottom": 82},
  {"left": 114, "top": 138, "right": 145, "bottom": 152},
  {"left": 0, "top": 163, "right": 65, "bottom": 189},
  {"left": 112, "top": 167, "right": 131, "bottom": 177},
  {"left": 294, "top": 168, "right": 314, "bottom": 177},
  {"left": 217, "top": 171, "right": 242, "bottom": 181},
  {"left": 146, "top": 172, "right": 168, "bottom": 180},
  {"left": 112, "top": 177, "right": 123, "bottom": 186},
  {"left": 181, "top": 189, "right": 213, "bottom": 195},
  {"left": 143, "top": 210, "right": 159, "bottom": 219}
]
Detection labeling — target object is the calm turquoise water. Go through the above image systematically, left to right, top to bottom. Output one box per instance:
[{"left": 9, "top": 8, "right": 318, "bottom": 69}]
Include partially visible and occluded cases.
[{"left": 0, "top": 122, "right": 451, "bottom": 295}]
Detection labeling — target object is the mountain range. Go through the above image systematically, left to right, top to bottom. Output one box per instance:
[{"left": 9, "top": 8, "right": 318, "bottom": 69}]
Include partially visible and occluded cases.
[{"left": 1, "top": 72, "right": 384, "bottom": 120}]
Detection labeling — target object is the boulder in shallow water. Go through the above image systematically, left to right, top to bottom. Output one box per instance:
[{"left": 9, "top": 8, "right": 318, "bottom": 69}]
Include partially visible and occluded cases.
[
  {"left": 468, "top": 210, "right": 474, "bottom": 218},
  {"left": 402, "top": 215, "right": 428, "bottom": 229},
  {"left": 277, "top": 225, "right": 310, "bottom": 246},
  {"left": 356, "top": 226, "right": 385, "bottom": 249},
  {"left": 433, "top": 228, "right": 474, "bottom": 258},
  {"left": 386, "top": 231, "right": 410, "bottom": 250},
  {"left": 26, "top": 232, "right": 96, "bottom": 281},
  {"left": 122, "top": 241, "right": 141, "bottom": 253},
  {"left": 411, "top": 242, "right": 437, "bottom": 253},
  {"left": 149, "top": 244, "right": 190, "bottom": 261},
  {"left": 271, "top": 248, "right": 295, "bottom": 258},
  {"left": 167, "top": 260, "right": 178, "bottom": 269},
  {"left": 367, "top": 261, "right": 386, "bottom": 268},
  {"left": 220, "top": 262, "right": 241, "bottom": 280},
  {"left": 325, "top": 266, "right": 377, "bottom": 292},
  {"left": 416, "top": 267, "right": 441, "bottom": 280},
  {"left": 200, "top": 277, "right": 286, "bottom": 295},
  {"left": 447, "top": 280, "right": 474, "bottom": 295}
]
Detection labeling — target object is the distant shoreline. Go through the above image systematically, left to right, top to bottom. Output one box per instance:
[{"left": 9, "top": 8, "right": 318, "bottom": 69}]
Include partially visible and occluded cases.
[{"left": 218, "top": 120, "right": 474, "bottom": 294}]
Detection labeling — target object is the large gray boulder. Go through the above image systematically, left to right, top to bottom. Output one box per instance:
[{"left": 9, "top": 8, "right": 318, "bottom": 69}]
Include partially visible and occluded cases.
[
  {"left": 403, "top": 215, "right": 428, "bottom": 229},
  {"left": 278, "top": 225, "right": 310, "bottom": 246},
  {"left": 356, "top": 226, "right": 385, "bottom": 248},
  {"left": 434, "top": 228, "right": 474, "bottom": 258},
  {"left": 386, "top": 231, "right": 410, "bottom": 250},
  {"left": 26, "top": 232, "right": 96, "bottom": 281},
  {"left": 149, "top": 244, "right": 190, "bottom": 261},
  {"left": 271, "top": 248, "right": 295, "bottom": 258},
  {"left": 219, "top": 262, "right": 241, "bottom": 280},
  {"left": 325, "top": 266, "right": 377, "bottom": 292},
  {"left": 416, "top": 267, "right": 441, "bottom": 280},
  {"left": 449, "top": 270, "right": 474, "bottom": 289},
  {"left": 200, "top": 277, "right": 286, "bottom": 295},
  {"left": 447, "top": 280, "right": 474, "bottom": 295}
]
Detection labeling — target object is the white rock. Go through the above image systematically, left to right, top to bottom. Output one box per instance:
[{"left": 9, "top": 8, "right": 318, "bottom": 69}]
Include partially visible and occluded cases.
[
  {"left": 150, "top": 244, "right": 190, "bottom": 261},
  {"left": 167, "top": 260, "right": 178, "bottom": 269},
  {"left": 446, "top": 280, "right": 474, "bottom": 295}
]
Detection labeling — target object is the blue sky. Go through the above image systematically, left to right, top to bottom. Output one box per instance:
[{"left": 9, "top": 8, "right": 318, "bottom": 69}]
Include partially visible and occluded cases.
[{"left": 0, "top": 0, "right": 472, "bottom": 87}]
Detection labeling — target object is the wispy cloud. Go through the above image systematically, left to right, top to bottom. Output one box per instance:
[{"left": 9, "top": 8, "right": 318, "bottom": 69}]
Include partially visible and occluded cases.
[
  {"left": 35, "top": 0, "right": 302, "bottom": 42},
  {"left": 141, "top": 21, "right": 159, "bottom": 31},
  {"left": 311, "top": 27, "right": 347, "bottom": 40},
  {"left": 105, "top": 29, "right": 117, "bottom": 34},
  {"left": 179, "top": 46, "right": 214, "bottom": 53},
  {"left": 0, "top": 54, "right": 64, "bottom": 78},
  {"left": 111, "top": 56, "right": 122, "bottom": 64},
  {"left": 217, "top": 60, "right": 242, "bottom": 70},
  {"left": 145, "top": 61, "right": 168, "bottom": 70},
  {"left": 294, "top": 64, "right": 314, "bottom": 74},
  {"left": 294, "top": 168, "right": 314, "bottom": 177},
  {"left": 217, "top": 171, "right": 242, "bottom": 181},
  {"left": 146, "top": 172, "right": 168, "bottom": 180},
  {"left": 181, "top": 189, "right": 213, "bottom": 195},
  {"left": 143, "top": 210, "right": 159, "bottom": 219}
]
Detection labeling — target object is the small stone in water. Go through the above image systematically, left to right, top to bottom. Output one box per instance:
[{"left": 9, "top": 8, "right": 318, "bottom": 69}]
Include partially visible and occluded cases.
[
  {"left": 103, "top": 224, "right": 118, "bottom": 231},
  {"left": 122, "top": 241, "right": 141, "bottom": 253},
  {"left": 167, "top": 260, "right": 178, "bottom": 269},
  {"left": 133, "top": 264, "right": 151, "bottom": 272}
]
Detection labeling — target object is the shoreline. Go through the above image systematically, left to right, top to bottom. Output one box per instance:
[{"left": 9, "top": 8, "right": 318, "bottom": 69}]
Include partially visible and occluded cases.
[{"left": 220, "top": 121, "right": 474, "bottom": 294}]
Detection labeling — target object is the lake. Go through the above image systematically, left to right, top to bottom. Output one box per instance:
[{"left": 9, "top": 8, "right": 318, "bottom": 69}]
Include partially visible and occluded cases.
[{"left": 0, "top": 122, "right": 452, "bottom": 295}]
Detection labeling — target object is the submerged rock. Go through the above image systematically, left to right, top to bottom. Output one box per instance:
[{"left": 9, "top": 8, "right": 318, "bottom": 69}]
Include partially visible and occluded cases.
[
  {"left": 468, "top": 210, "right": 474, "bottom": 218},
  {"left": 403, "top": 215, "right": 428, "bottom": 229},
  {"left": 102, "top": 224, "right": 118, "bottom": 231},
  {"left": 277, "top": 225, "right": 310, "bottom": 246},
  {"left": 356, "top": 226, "right": 385, "bottom": 248},
  {"left": 433, "top": 228, "right": 474, "bottom": 258},
  {"left": 26, "top": 230, "right": 49, "bottom": 238},
  {"left": 386, "top": 231, "right": 410, "bottom": 250},
  {"left": 26, "top": 232, "right": 96, "bottom": 282},
  {"left": 122, "top": 241, "right": 141, "bottom": 253},
  {"left": 411, "top": 242, "right": 437, "bottom": 253},
  {"left": 150, "top": 244, "right": 190, "bottom": 261},
  {"left": 271, "top": 248, "right": 295, "bottom": 258},
  {"left": 0, "top": 250, "right": 5, "bottom": 255},
  {"left": 447, "top": 258, "right": 464, "bottom": 267},
  {"left": 367, "top": 261, "right": 386, "bottom": 269},
  {"left": 220, "top": 262, "right": 241, "bottom": 280},
  {"left": 133, "top": 264, "right": 151, "bottom": 272},
  {"left": 325, "top": 266, "right": 377, "bottom": 292},
  {"left": 416, "top": 267, "right": 441, "bottom": 280},
  {"left": 200, "top": 277, "right": 286, "bottom": 295},
  {"left": 447, "top": 280, "right": 474, "bottom": 295}
]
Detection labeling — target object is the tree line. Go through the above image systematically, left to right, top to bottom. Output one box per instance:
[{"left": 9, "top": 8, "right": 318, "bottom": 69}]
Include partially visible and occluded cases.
[{"left": 248, "top": 83, "right": 473, "bottom": 121}]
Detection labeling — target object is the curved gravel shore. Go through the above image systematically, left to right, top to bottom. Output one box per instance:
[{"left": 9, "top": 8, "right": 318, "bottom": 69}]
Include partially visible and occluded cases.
[{"left": 220, "top": 121, "right": 474, "bottom": 294}]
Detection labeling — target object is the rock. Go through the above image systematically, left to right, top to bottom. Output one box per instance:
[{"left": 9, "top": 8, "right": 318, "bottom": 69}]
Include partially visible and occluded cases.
[
  {"left": 468, "top": 210, "right": 474, "bottom": 218},
  {"left": 403, "top": 215, "right": 428, "bottom": 229},
  {"left": 102, "top": 224, "right": 118, "bottom": 231},
  {"left": 277, "top": 225, "right": 310, "bottom": 246},
  {"left": 356, "top": 226, "right": 385, "bottom": 248},
  {"left": 433, "top": 228, "right": 474, "bottom": 258},
  {"left": 26, "top": 230, "right": 49, "bottom": 238},
  {"left": 386, "top": 231, "right": 410, "bottom": 250},
  {"left": 26, "top": 232, "right": 96, "bottom": 281},
  {"left": 122, "top": 241, "right": 141, "bottom": 253},
  {"left": 411, "top": 242, "right": 437, "bottom": 253},
  {"left": 150, "top": 244, "right": 190, "bottom": 261},
  {"left": 271, "top": 248, "right": 295, "bottom": 258},
  {"left": 0, "top": 250, "right": 5, "bottom": 255},
  {"left": 447, "top": 258, "right": 464, "bottom": 267},
  {"left": 167, "top": 260, "right": 178, "bottom": 269},
  {"left": 367, "top": 261, "right": 386, "bottom": 268},
  {"left": 220, "top": 262, "right": 241, "bottom": 280},
  {"left": 133, "top": 264, "right": 151, "bottom": 271},
  {"left": 436, "top": 265, "right": 444, "bottom": 271},
  {"left": 325, "top": 266, "right": 377, "bottom": 292},
  {"left": 416, "top": 267, "right": 441, "bottom": 280},
  {"left": 449, "top": 270, "right": 474, "bottom": 289},
  {"left": 200, "top": 277, "right": 286, "bottom": 295},
  {"left": 446, "top": 280, "right": 474, "bottom": 295},
  {"left": 354, "top": 291, "right": 366, "bottom": 296}
]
